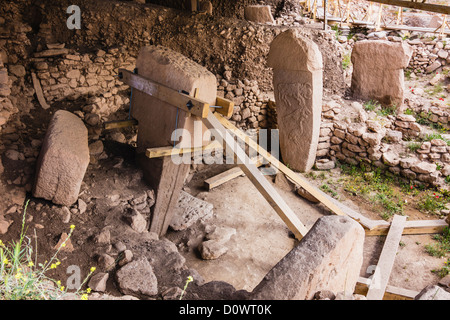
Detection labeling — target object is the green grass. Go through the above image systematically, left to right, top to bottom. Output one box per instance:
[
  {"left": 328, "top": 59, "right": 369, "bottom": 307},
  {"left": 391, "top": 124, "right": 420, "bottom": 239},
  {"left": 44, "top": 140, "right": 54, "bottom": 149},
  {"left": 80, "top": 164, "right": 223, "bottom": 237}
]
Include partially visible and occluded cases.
[
  {"left": 342, "top": 52, "right": 351, "bottom": 70},
  {"left": 426, "top": 83, "right": 444, "bottom": 97},
  {"left": 362, "top": 100, "right": 397, "bottom": 116},
  {"left": 363, "top": 100, "right": 380, "bottom": 112},
  {"left": 424, "top": 133, "right": 450, "bottom": 146},
  {"left": 407, "top": 141, "right": 422, "bottom": 153},
  {"left": 340, "top": 164, "right": 405, "bottom": 220},
  {"left": 320, "top": 183, "right": 338, "bottom": 198},
  {"left": 417, "top": 191, "right": 448, "bottom": 216},
  {"left": 425, "top": 227, "right": 450, "bottom": 259}
]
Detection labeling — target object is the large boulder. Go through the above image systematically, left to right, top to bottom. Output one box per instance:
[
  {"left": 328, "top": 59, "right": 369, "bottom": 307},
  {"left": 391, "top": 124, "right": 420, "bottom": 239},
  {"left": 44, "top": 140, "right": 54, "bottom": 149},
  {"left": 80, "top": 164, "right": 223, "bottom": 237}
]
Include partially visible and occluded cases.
[
  {"left": 350, "top": 40, "right": 413, "bottom": 107},
  {"left": 33, "top": 110, "right": 89, "bottom": 206},
  {"left": 250, "top": 215, "right": 365, "bottom": 300},
  {"left": 115, "top": 258, "right": 158, "bottom": 298}
]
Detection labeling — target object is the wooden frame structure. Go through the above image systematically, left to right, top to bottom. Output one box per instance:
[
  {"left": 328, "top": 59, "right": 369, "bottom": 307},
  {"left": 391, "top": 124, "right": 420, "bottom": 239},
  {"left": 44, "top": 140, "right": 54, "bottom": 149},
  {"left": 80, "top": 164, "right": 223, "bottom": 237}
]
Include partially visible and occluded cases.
[
  {"left": 309, "top": 0, "right": 450, "bottom": 35},
  {"left": 116, "top": 68, "right": 448, "bottom": 298},
  {"left": 116, "top": 70, "right": 447, "bottom": 236}
]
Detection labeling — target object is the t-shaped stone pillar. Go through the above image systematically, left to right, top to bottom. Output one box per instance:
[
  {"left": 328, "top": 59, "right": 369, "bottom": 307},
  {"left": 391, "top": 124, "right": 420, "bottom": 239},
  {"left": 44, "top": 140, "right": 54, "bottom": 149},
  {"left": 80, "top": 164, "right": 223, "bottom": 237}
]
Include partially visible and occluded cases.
[
  {"left": 267, "top": 29, "right": 323, "bottom": 173},
  {"left": 130, "top": 45, "right": 217, "bottom": 237}
]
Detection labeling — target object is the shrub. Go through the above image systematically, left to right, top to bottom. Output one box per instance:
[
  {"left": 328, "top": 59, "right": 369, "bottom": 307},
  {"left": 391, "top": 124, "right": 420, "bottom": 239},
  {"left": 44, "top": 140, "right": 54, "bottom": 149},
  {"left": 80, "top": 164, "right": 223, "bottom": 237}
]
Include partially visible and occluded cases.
[{"left": 0, "top": 200, "right": 95, "bottom": 300}]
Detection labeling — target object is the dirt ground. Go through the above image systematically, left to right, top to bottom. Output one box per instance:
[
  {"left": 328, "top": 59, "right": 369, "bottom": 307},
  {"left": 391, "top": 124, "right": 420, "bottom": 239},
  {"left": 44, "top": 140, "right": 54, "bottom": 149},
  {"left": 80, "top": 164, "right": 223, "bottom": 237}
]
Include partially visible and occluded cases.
[
  {"left": 0, "top": 101, "right": 446, "bottom": 298},
  {"left": 165, "top": 161, "right": 445, "bottom": 294}
]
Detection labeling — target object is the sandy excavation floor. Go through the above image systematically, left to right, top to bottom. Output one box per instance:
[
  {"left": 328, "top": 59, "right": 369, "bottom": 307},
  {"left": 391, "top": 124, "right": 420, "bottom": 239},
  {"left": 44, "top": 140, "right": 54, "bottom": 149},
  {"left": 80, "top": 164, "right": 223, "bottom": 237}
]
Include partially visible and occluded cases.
[{"left": 166, "top": 162, "right": 445, "bottom": 295}]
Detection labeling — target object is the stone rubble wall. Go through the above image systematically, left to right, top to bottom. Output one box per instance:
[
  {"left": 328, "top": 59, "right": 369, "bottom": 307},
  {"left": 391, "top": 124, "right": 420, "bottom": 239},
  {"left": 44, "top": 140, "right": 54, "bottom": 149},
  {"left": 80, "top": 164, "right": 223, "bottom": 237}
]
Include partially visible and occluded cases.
[
  {"left": 32, "top": 47, "right": 134, "bottom": 117},
  {"left": 315, "top": 99, "right": 450, "bottom": 189}
]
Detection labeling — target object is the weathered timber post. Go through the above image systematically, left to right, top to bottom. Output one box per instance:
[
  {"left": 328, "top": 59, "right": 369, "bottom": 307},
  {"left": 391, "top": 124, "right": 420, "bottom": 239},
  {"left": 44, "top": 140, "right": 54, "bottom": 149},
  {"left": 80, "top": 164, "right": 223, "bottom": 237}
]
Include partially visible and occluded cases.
[{"left": 130, "top": 45, "right": 216, "bottom": 237}]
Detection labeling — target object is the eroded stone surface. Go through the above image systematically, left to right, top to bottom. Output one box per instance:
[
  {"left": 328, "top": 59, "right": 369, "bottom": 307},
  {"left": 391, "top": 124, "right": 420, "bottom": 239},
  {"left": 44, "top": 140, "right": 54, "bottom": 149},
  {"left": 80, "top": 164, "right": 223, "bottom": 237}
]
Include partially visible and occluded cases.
[
  {"left": 267, "top": 29, "right": 323, "bottom": 172},
  {"left": 350, "top": 40, "right": 413, "bottom": 107},
  {"left": 33, "top": 110, "right": 89, "bottom": 206},
  {"left": 250, "top": 215, "right": 365, "bottom": 300}
]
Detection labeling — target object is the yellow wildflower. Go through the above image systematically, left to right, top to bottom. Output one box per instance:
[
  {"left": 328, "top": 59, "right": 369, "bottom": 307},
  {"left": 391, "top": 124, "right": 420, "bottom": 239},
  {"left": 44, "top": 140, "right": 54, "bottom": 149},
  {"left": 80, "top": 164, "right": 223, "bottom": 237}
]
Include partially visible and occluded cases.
[
  {"left": 70, "top": 225, "right": 75, "bottom": 230},
  {"left": 2, "top": 258, "right": 8, "bottom": 264},
  {"left": 28, "top": 261, "right": 34, "bottom": 267},
  {"left": 50, "top": 263, "right": 57, "bottom": 269},
  {"left": 90, "top": 267, "right": 96, "bottom": 272},
  {"left": 15, "top": 272, "right": 22, "bottom": 280},
  {"left": 60, "top": 286, "right": 65, "bottom": 291},
  {"left": 86, "top": 288, "right": 91, "bottom": 294},
  {"left": 81, "top": 294, "right": 88, "bottom": 300}
]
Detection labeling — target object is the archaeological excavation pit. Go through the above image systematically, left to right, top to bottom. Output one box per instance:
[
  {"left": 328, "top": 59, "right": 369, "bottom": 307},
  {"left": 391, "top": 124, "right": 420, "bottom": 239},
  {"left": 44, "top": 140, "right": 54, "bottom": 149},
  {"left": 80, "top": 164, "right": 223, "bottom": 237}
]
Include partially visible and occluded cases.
[{"left": 0, "top": 0, "right": 450, "bottom": 304}]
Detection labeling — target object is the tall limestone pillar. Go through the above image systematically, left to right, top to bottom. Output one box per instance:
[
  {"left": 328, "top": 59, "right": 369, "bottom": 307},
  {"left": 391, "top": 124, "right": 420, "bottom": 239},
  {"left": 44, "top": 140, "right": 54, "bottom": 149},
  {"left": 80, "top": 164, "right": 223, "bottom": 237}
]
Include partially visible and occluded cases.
[
  {"left": 267, "top": 29, "right": 323, "bottom": 173},
  {"left": 350, "top": 40, "right": 413, "bottom": 108},
  {"left": 131, "top": 45, "right": 216, "bottom": 237}
]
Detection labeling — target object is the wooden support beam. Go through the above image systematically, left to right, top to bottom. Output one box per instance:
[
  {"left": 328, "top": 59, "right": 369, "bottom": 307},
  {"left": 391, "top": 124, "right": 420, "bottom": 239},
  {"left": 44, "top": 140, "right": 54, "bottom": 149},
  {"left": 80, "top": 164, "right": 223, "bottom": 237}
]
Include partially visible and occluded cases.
[
  {"left": 365, "top": 0, "right": 450, "bottom": 15},
  {"left": 382, "top": 24, "right": 450, "bottom": 34},
  {"left": 118, "top": 68, "right": 210, "bottom": 118},
  {"left": 214, "top": 97, "right": 234, "bottom": 119},
  {"left": 204, "top": 111, "right": 309, "bottom": 240},
  {"left": 213, "top": 112, "right": 384, "bottom": 230},
  {"left": 214, "top": 113, "right": 450, "bottom": 235},
  {"left": 103, "top": 119, "right": 138, "bottom": 130},
  {"left": 146, "top": 140, "right": 222, "bottom": 159},
  {"left": 141, "top": 155, "right": 191, "bottom": 237},
  {"left": 204, "top": 156, "right": 264, "bottom": 190},
  {"left": 366, "top": 214, "right": 407, "bottom": 300},
  {"left": 365, "top": 219, "right": 448, "bottom": 236},
  {"left": 355, "top": 277, "right": 419, "bottom": 300}
]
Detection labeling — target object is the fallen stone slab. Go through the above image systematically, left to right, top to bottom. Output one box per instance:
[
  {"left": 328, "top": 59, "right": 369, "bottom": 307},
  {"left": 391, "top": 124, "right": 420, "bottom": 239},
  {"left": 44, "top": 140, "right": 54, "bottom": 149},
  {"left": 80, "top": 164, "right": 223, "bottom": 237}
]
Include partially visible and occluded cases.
[
  {"left": 33, "top": 48, "right": 69, "bottom": 58},
  {"left": 33, "top": 110, "right": 89, "bottom": 206},
  {"left": 169, "top": 191, "right": 213, "bottom": 231},
  {"left": 250, "top": 215, "right": 365, "bottom": 300},
  {"left": 415, "top": 285, "right": 450, "bottom": 300}
]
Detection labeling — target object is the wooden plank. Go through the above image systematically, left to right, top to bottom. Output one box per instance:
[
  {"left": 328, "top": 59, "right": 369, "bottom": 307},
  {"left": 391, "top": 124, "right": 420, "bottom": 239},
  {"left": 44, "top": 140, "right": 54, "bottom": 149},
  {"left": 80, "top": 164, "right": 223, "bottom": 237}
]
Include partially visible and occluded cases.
[
  {"left": 365, "top": 0, "right": 450, "bottom": 15},
  {"left": 382, "top": 24, "right": 450, "bottom": 35},
  {"left": 118, "top": 68, "right": 210, "bottom": 118},
  {"left": 215, "top": 97, "right": 234, "bottom": 118},
  {"left": 203, "top": 111, "right": 309, "bottom": 240},
  {"left": 214, "top": 112, "right": 382, "bottom": 230},
  {"left": 104, "top": 119, "right": 138, "bottom": 130},
  {"left": 146, "top": 140, "right": 222, "bottom": 159},
  {"left": 139, "top": 155, "right": 191, "bottom": 237},
  {"left": 204, "top": 156, "right": 264, "bottom": 190},
  {"left": 366, "top": 214, "right": 407, "bottom": 300},
  {"left": 365, "top": 219, "right": 448, "bottom": 236},
  {"left": 355, "top": 277, "right": 418, "bottom": 300}
]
